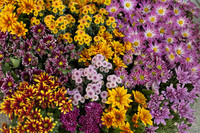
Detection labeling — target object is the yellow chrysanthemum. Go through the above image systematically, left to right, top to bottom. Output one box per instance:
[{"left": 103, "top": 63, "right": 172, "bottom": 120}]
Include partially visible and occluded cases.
[
  {"left": 18, "top": 0, "right": 36, "bottom": 15},
  {"left": 0, "top": 12, "right": 18, "bottom": 32},
  {"left": 11, "top": 21, "right": 28, "bottom": 37},
  {"left": 113, "top": 54, "right": 127, "bottom": 69},
  {"left": 106, "top": 86, "right": 132, "bottom": 109},
  {"left": 132, "top": 90, "right": 147, "bottom": 105},
  {"left": 138, "top": 106, "right": 153, "bottom": 126},
  {"left": 111, "top": 108, "right": 126, "bottom": 127},
  {"left": 101, "top": 112, "right": 115, "bottom": 128},
  {"left": 119, "top": 122, "right": 133, "bottom": 133}
]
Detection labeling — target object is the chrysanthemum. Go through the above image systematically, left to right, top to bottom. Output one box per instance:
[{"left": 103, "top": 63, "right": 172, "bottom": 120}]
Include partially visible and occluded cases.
[
  {"left": 18, "top": 0, "right": 36, "bottom": 15},
  {"left": 121, "top": 0, "right": 137, "bottom": 13},
  {"left": 140, "top": 0, "right": 152, "bottom": 14},
  {"left": 106, "top": 1, "right": 121, "bottom": 16},
  {"left": 154, "top": 4, "right": 169, "bottom": 17},
  {"left": 0, "top": 12, "right": 18, "bottom": 32},
  {"left": 176, "top": 16, "right": 188, "bottom": 28},
  {"left": 11, "top": 21, "right": 28, "bottom": 37},
  {"left": 144, "top": 26, "right": 157, "bottom": 40},
  {"left": 106, "top": 86, "right": 132, "bottom": 109},
  {"left": 132, "top": 90, "right": 147, "bottom": 105},
  {"left": 0, "top": 98, "right": 14, "bottom": 116},
  {"left": 59, "top": 100, "right": 72, "bottom": 114},
  {"left": 138, "top": 106, "right": 153, "bottom": 126},
  {"left": 111, "top": 108, "right": 126, "bottom": 127},
  {"left": 101, "top": 112, "right": 115, "bottom": 128},
  {"left": 41, "top": 117, "right": 56, "bottom": 133},
  {"left": 25, "top": 119, "right": 42, "bottom": 133},
  {"left": 119, "top": 122, "right": 133, "bottom": 133}
]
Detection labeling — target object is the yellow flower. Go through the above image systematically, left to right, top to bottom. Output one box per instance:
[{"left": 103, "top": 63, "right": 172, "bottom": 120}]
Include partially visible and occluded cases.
[
  {"left": 18, "top": 0, "right": 36, "bottom": 15},
  {"left": 104, "top": 0, "right": 111, "bottom": 5},
  {"left": 0, "top": 12, "right": 18, "bottom": 32},
  {"left": 11, "top": 21, "right": 28, "bottom": 37},
  {"left": 113, "top": 28, "right": 125, "bottom": 37},
  {"left": 111, "top": 41, "right": 125, "bottom": 55},
  {"left": 98, "top": 43, "right": 114, "bottom": 60},
  {"left": 78, "top": 48, "right": 91, "bottom": 62},
  {"left": 113, "top": 54, "right": 127, "bottom": 69},
  {"left": 106, "top": 86, "right": 132, "bottom": 109},
  {"left": 132, "top": 90, "right": 147, "bottom": 105},
  {"left": 138, "top": 106, "right": 153, "bottom": 126},
  {"left": 111, "top": 108, "right": 126, "bottom": 127},
  {"left": 101, "top": 112, "right": 115, "bottom": 128},
  {"left": 132, "top": 113, "right": 139, "bottom": 123},
  {"left": 119, "top": 122, "right": 133, "bottom": 133}
]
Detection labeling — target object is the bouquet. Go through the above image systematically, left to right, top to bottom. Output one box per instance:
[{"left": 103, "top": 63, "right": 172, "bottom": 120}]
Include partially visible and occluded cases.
[{"left": 0, "top": 0, "right": 199, "bottom": 133}]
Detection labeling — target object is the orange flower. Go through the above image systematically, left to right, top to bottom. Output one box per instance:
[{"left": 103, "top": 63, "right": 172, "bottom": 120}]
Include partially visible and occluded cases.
[
  {"left": 0, "top": 12, "right": 18, "bottom": 32},
  {"left": 11, "top": 21, "right": 28, "bottom": 37},
  {"left": 59, "top": 100, "right": 72, "bottom": 114}
]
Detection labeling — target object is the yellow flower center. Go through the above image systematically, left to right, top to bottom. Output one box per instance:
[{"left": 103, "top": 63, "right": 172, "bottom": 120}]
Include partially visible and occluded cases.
[
  {"left": 126, "top": 3, "right": 131, "bottom": 8},
  {"left": 144, "top": 7, "right": 149, "bottom": 12},
  {"left": 111, "top": 8, "right": 116, "bottom": 13},
  {"left": 158, "top": 9, "right": 164, "bottom": 14},
  {"left": 174, "top": 9, "right": 179, "bottom": 14},
  {"left": 150, "top": 17, "right": 155, "bottom": 22},
  {"left": 139, "top": 19, "right": 144, "bottom": 23},
  {"left": 8, "top": 20, "right": 11, "bottom": 24},
  {"left": 178, "top": 20, "right": 183, "bottom": 25},
  {"left": 119, "top": 24, "right": 123, "bottom": 28},
  {"left": 160, "top": 28, "right": 165, "bottom": 33},
  {"left": 38, "top": 29, "right": 42, "bottom": 33},
  {"left": 147, "top": 32, "right": 152, "bottom": 37},
  {"left": 183, "top": 33, "right": 188, "bottom": 37},
  {"left": 13, "top": 36, "right": 17, "bottom": 39},
  {"left": 167, "top": 38, "right": 172, "bottom": 43},
  {"left": 134, "top": 42, "right": 139, "bottom": 46},
  {"left": 187, "top": 44, "right": 191, "bottom": 49},
  {"left": 153, "top": 47, "right": 157, "bottom": 52},
  {"left": 165, "top": 47, "right": 169, "bottom": 52},
  {"left": 37, "top": 48, "right": 41, "bottom": 52},
  {"left": 176, "top": 49, "right": 181, "bottom": 55},
  {"left": 0, "top": 54, "right": 3, "bottom": 58},
  {"left": 170, "top": 54, "right": 175, "bottom": 59},
  {"left": 186, "top": 57, "right": 190, "bottom": 62},
  {"left": 28, "top": 58, "right": 32, "bottom": 62},
  {"left": 59, "top": 61, "right": 63, "bottom": 66},
  {"left": 157, "top": 65, "right": 162, "bottom": 70},
  {"left": 152, "top": 71, "right": 156, "bottom": 75},
  {"left": 120, "top": 75, "right": 124, "bottom": 79},
  {"left": 140, "top": 75, "right": 144, "bottom": 80},
  {"left": 133, "top": 77, "right": 137, "bottom": 81},
  {"left": 7, "top": 82, "right": 12, "bottom": 87},
  {"left": 44, "top": 96, "right": 48, "bottom": 101},
  {"left": 58, "top": 96, "right": 63, "bottom": 100},
  {"left": 116, "top": 97, "right": 120, "bottom": 102},
  {"left": 19, "top": 102, "right": 23, "bottom": 107},
  {"left": 63, "top": 104, "right": 68, "bottom": 108},
  {"left": 33, "top": 114, "right": 38, "bottom": 118},
  {"left": 44, "top": 123, "right": 48, "bottom": 128},
  {"left": 32, "top": 124, "right": 36, "bottom": 128},
  {"left": 21, "top": 127, "right": 25, "bottom": 130}
]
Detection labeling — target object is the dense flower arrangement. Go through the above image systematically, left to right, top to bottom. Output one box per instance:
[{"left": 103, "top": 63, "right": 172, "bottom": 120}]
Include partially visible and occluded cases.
[{"left": 0, "top": 0, "right": 199, "bottom": 133}]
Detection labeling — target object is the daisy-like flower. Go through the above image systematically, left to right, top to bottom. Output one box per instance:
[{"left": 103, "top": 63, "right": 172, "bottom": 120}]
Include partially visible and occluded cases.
[
  {"left": 18, "top": 0, "right": 36, "bottom": 15},
  {"left": 120, "top": 0, "right": 137, "bottom": 13},
  {"left": 140, "top": 0, "right": 152, "bottom": 14},
  {"left": 106, "top": 1, "right": 121, "bottom": 16},
  {"left": 154, "top": 3, "right": 169, "bottom": 17},
  {"left": 0, "top": 12, "right": 18, "bottom": 32},
  {"left": 147, "top": 12, "right": 159, "bottom": 24},
  {"left": 176, "top": 16, "right": 188, "bottom": 28},
  {"left": 11, "top": 21, "right": 28, "bottom": 37},
  {"left": 144, "top": 26, "right": 157, "bottom": 40},
  {"left": 181, "top": 29, "right": 192, "bottom": 38},
  {"left": 147, "top": 42, "right": 162, "bottom": 56},
  {"left": 174, "top": 43, "right": 187, "bottom": 58},
  {"left": 135, "top": 69, "right": 150, "bottom": 85},
  {"left": 106, "top": 86, "right": 132, "bottom": 109},
  {"left": 132, "top": 90, "right": 147, "bottom": 105},
  {"left": 0, "top": 98, "right": 14, "bottom": 116},
  {"left": 59, "top": 100, "right": 72, "bottom": 114},
  {"left": 138, "top": 106, "right": 153, "bottom": 126},
  {"left": 27, "top": 108, "right": 43, "bottom": 121},
  {"left": 111, "top": 108, "right": 126, "bottom": 127},
  {"left": 101, "top": 112, "right": 115, "bottom": 128},
  {"left": 41, "top": 117, "right": 56, "bottom": 133},
  {"left": 25, "top": 119, "right": 42, "bottom": 133},
  {"left": 119, "top": 122, "right": 133, "bottom": 133}
]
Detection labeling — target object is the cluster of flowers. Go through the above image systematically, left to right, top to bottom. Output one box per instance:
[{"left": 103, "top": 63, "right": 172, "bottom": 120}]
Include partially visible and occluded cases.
[
  {"left": 0, "top": 0, "right": 199, "bottom": 133},
  {"left": 0, "top": 72, "right": 72, "bottom": 132}
]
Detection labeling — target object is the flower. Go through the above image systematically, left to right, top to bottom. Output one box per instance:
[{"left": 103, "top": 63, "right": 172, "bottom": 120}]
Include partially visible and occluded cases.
[
  {"left": 18, "top": 0, "right": 36, "bottom": 15},
  {"left": 120, "top": 0, "right": 137, "bottom": 13},
  {"left": 0, "top": 12, "right": 18, "bottom": 32},
  {"left": 11, "top": 21, "right": 28, "bottom": 37},
  {"left": 106, "top": 86, "right": 132, "bottom": 109},
  {"left": 132, "top": 90, "right": 147, "bottom": 105},
  {"left": 58, "top": 100, "right": 72, "bottom": 114},
  {"left": 138, "top": 106, "right": 153, "bottom": 126},
  {"left": 111, "top": 108, "right": 126, "bottom": 127},
  {"left": 101, "top": 112, "right": 115, "bottom": 128},
  {"left": 41, "top": 117, "right": 56, "bottom": 133},
  {"left": 119, "top": 122, "right": 133, "bottom": 133}
]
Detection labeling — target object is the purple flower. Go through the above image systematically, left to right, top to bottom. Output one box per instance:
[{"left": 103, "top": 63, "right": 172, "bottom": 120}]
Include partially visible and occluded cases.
[
  {"left": 31, "top": 23, "right": 46, "bottom": 39},
  {"left": 1, "top": 74, "right": 17, "bottom": 95},
  {"left": 162, "top": 83, "right": 177, "bottom": 102},
  {"left": 60, "top": 107, "right": 80, "bottom": 133},
  {"left": 178, "top": 121, "right": 189, "bottom": 133},
  {"left": 145, "top": 126, "right": 159, "bottom": 133}
]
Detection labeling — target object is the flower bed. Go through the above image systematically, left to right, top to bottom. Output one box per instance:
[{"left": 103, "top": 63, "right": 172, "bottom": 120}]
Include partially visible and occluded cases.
[{"left": 0, "top": 0, "right": 199, "bottom": 133}]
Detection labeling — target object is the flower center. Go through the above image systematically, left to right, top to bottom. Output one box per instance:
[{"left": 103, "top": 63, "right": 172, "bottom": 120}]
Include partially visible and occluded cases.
[
  {"left": 125, "top": 3, "right": 131, "bottom": 8},
  {"left": 144, "top": 7, "right": 149, "bottom": 12},
  {"left": 111, "top": 8, "right": 116, "bottom": 13},
  {"left": 158, "top": 9, "right": 164, "bottom": 14},
  {"left": 174, "top": 9, "right": 179, "bottom": 14},
  {"left": 150, "top": 17, "right": 155, "bottom": 22},
  {"left": 8, "top": 20, "right": 11, "bottom": 24},
  {"left": 178, "top": 20, "right": 183, "bottom": 25},
  {"left": 160, "top": 28, "right": 165, "bottom": 33},
  {"left": 38, "top": 29, "right": 42, "bottom": 33},
  {"left": 147, "top": 32, "right": 152, "bottom": 37},
  {"left": 183, "top": 33, "right": 188, "bottom": 37},
  {"left": 13, "top": 36, "right": 17, "bottom": 39},
  {"left": 167, "top": 38, "right": 172, "bottom": 43},
  {"left": 134, "top": 42, "right": 139, "bottom": 46},
  {"left": 153, "top": 47, "right": 157, "bottom": 52},
  {"left": 165, "top": 47, "right": 169, "bottom": 52},
  {"left": 37, "top": 48, "right": 41, "bottom": 52},
  {"left": 176, "top": 49, "right": 181, "bottom": 55},
  {"left": 0, "top": 54, "right": 3, "bottom": 58},
  {"left": 170, "top": 54, "right": 175, "bottom": 59},
  {"left": 186, "top": 57, "right": 190, "bottom": 62},
  {"left": 28, "top": 58, "right": 32, "bottom": 62},
  {"left": 59, "top": 61, "right": 63, "bottom": 66},
  {"left": 157, "top": 65, "right": 162, "bottom": 70},
  {"left": 140, "top": 75, "right": 144, "bottom": 80},
  {"left": 7, "top": 82, "right": 12, "bottom": 87},
  {"left": 44, "top": 96, "right": 48, "bottom": 101},
  {"left": 58, "top": 96, "right": 62, "bottom": 100},
  {"left": 116, "top": 96, "right": 120, "bottom": 102},
  {"left": 19, "top": 102, "right": 23, "bottom": 107},
  {"left": 63, "top": 104, "right": 68, "bottom": 108},
  {"left": 33, "top": 114, "right": 38, "bottom": 118},
  {"left": 44, "top": 123, "right": 48, "bottom": 128},
  {"left": 32, "top": 124, "right": 36, "bottom": 128}
]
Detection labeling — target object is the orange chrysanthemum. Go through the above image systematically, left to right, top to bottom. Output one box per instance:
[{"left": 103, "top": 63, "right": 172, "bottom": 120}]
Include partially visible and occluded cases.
[{"left": 0, "top": 12, "right": 18, "bottom": 32}]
